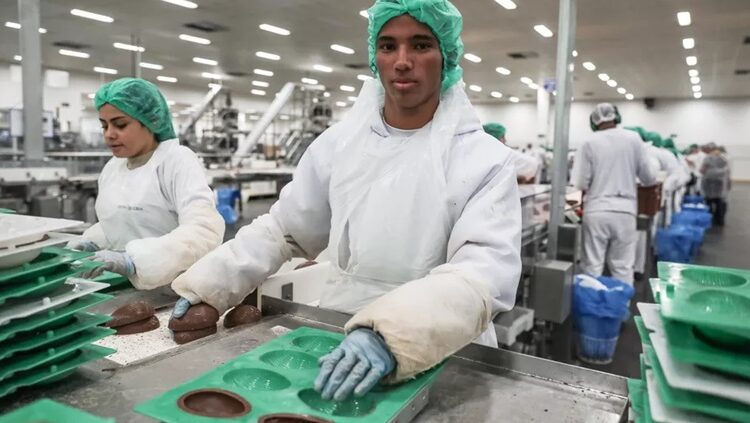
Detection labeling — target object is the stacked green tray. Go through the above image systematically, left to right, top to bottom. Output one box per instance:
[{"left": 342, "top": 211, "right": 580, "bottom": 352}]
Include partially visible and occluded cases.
[
  {"left": 0, "top": 248, "right": 92, "bottom": 285},
  {"left": 94, "top": 270, "right": 132, "bottom": 292},
  {"left": 136, "top": 326, "right": 445, "bottom": 423},
  {"left": 0, "top": 399, "right": 115, "bottom": 423}
]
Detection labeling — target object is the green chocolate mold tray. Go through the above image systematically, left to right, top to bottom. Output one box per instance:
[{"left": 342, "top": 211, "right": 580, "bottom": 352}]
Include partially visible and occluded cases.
[
  {"left": 0, "top": 248, "right": 92, "bottom": 285},
  {"left": 0, "top": 261, "right": 100, "bottom": 306},
  {"left": 656, "top": 262, "right": 750, "bottom": 340},
  {"left": 93, "top": 270, "right": 131, "bottom": 292},
  {"left": 0, "top": 293, "right": 112, "bottom": 343},
  {"left": 0, "top": 312, "right": 112, "bottom": 361},
  {"left": 634, "top": 317, "right": 652, "bottom": 347},
  {"left": 662, "top": 318, "right": 750, "bottom": 379},
  {"left": 0, "top": 326, "right": 114, "bottom": 382},
  {"left": 135, "top": 327, "right": 444, "bottom": 423},
  {"left": 0, "top": 344, "right": 115, "bottom": 398},
  {"left": 647, "top": 348, "right": 750, "bottom": 422},
  {"left": 627, "top": 378, "right": 645, "bottom": 416},
  {"left": 0, "top": 399, "right": 115, "bottom": 423}
]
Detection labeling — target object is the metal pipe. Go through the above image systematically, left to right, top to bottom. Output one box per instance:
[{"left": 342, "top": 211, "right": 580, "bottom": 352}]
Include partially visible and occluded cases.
[
  {"left": 18, "top": 0, "right": 44, "bottom": 162},
  {"left": 547, "top": 0, "right": 577, "bottom": 259}
]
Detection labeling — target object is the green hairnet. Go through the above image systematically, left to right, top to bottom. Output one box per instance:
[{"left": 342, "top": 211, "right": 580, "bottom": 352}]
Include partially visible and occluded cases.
[
  {"left": 367, "top": 0, "right": 464, "bottom": 92},
  {"left": 94, "top": 77, "right": 176, "bottom": 142},
  {"left": 483, "top": 123, "right": 506, "bottom": 140},
  {"left": 624, "top": 126, "right": 646, "bottom": 141},
  {"left": 644, "top": 131, "right": 663, "bottom": 148},
  {"left": 661, "top": 138, "right": 679, "bottom": 157}
]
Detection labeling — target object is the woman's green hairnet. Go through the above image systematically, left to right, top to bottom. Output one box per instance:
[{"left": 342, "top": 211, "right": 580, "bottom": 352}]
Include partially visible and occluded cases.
[
  {"left": 367, "top": 0, "right": 464, "bottom": 92},
  {"left": 94, "top": 77, "right": 176, "bottom": 142},
  {"left": 483, "top": 123, "right": 506, "bottom": 139},
  {"left": 624, "top": 126, "right": 646, "bottom": 141},
  {"left": 644, "top": 131, "right": 663, "bottom": 148}
]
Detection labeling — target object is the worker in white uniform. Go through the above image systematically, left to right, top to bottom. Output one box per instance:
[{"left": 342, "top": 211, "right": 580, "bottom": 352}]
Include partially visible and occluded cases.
[
  {"left": 171, "top": 0, "right": 521, "bottom": 402},
  {"left": 67, "top": 78, "right": 225, "bottom": 290},
  {"left": 572, "top": 103, "right": 658, "bottom": 285},
  {"left": 483, "top": 122, "right": 539, "bottom": 183}
]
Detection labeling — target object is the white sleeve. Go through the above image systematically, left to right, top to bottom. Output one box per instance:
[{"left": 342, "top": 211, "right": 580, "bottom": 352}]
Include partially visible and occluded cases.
[
  {"left": 171, "top": 133, "right": 335, "bottom": 313},
  {"left": 571, "top": 143, "right": 592, "bottom": 190},
  {"left": 637, "top": 143, "right": 659, "bottom": 187},
  {"left": 125, "top": 149, "right": 225, "bottom": 290},
  {"left": 513, "top": 151, "right": 540, "bottom": 180},
  {"left": 346, "top": 154, "right": 522, "bottom": 382}
]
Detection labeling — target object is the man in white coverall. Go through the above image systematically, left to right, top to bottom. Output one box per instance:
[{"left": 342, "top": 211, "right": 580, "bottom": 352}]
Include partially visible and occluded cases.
[
  {"left": 171, "top": 0, "right": 521, "bottom": 402},
  {"left": 572, "top": 103, "right": 657, "bottom": 285}
]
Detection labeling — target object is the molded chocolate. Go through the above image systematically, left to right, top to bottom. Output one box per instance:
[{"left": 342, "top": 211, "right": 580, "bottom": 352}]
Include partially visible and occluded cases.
[
  {"left": 106, "top": 301, "right": 155, "bottom": 328},
  {"left": 168, "top": 304, "right": 220, "bottom": 331},
  {"left": 223, "top": 305, "right": 262, "bottom": 329},
  {"left": 114, "top": 316, "right": 160, "bottom": 335},
  {"left": 173, "top": 325, "right": 217, "bottom": 344},
  {"left": 177, "top": 388, "right": 251, "bottom": 418},
  {"left": 258, "top": 414, "right": 333, "bottom": 423}
]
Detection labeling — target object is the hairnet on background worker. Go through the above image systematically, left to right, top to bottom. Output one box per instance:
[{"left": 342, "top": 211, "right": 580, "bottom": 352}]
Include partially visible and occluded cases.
[
  {"left": 171, "top": 0, "right": 521, "bottom": 402},
  {"left": 68, "top": 77, "right": 225, "bottom": 290},
  {"left": 572, "top": 103, "right": 658, "bottom": 285},
  {"left": 482, "top": 122, "right": 539, "bottom": 183},
  {"left": 482, "top": 123, "right": 506, "bottom": 140}
]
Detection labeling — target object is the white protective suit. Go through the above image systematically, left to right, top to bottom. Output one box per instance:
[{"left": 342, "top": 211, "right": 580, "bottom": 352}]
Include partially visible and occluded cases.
[
  {"left": 172, "top": 80, "right": 522, "bottom": 382},
  {"left": 572, "top": 127, "right": 658, "bottom": 284},
  {"left": 82, "top": 139, "right": 225, "bottom": 289},
  {"left": 510, "top": 149, "right": 541, "bottom": 182}
]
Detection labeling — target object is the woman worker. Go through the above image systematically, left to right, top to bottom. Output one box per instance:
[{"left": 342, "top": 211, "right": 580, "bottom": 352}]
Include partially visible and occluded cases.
[{"left": 68, "top": 78, "right": 225, "bottom": 290}]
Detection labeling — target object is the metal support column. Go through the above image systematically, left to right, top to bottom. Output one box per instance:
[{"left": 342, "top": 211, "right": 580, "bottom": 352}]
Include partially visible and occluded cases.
[
  {"left": 18, "top": 0, "right": 44, "bottom": 161},
  {"left": 547, "top": 0, "right": 577, "bottom": 259}
]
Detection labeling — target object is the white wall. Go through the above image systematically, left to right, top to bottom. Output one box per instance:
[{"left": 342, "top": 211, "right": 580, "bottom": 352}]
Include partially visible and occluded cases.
[{"left": 475, "top": 97, "right": 750, "bottom": 180}]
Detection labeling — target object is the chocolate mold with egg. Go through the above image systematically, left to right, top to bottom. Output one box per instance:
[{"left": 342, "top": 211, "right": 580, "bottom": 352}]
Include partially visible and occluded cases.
[
  {"left": 657, "top": 262, "right": 750, "bottom": 340},
  {"left": 135, "top": 326, "right": 444, "bottom": 423}
]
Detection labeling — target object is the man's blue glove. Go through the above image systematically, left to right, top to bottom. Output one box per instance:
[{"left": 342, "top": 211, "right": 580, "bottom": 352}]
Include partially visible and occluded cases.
[
  {"left": 65, "top": 239, "right": 99, "bottom": 252},
  {"left": 80, "top": 250, "right": 135, "bottom": 279},
  {"left": 171, "top": 297, "right": 196, "bottom": 319},
  {"left": 314, "top": 328, "right": 395, "bottom": 401}
]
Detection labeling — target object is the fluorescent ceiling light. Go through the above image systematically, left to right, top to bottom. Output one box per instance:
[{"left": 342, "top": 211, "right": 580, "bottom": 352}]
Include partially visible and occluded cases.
[
  {"left": 161, "top": 0, "right": 198, "bottom": 8},
  {"left": 494, "top": 0, "right": 517, "bottom": 10},
  {"left": 70, "top": 9, "right": 113, "bottom": 23},
  {"left": 359, "top": 10, "right": 368, "bottom": 18},
  {"left": 677, "top": 11, "right": 691, "bottom": 26},
  {"left": 5, "top": 22, "right": 47, "bottom": 33},
  {"left": 259, "top": 23, "right": 290, "bottom": 35},
  {"left": 533, "top": 24, "right": 553, "bottom": 38},
  {"left": 179, "top": 33, "right": 210, "bottom": 45},
  {"left": 682, "top": 38, "right": 695, "bottom": 49},
  {"left": 113, "top": 42, "right": 144, "bottom": 52},
  {"left": 331, "top": 44, "right": 355, "bottom": 55},
  {"left": 59, "top": 49, "right": 89, "bottom": 58},
  {"left": 572, "top": 50, "right": 578, "bottom": 57},
  {"left": 256, "top": 51, "right": 280, "bottom": 61},
  {"left": 464, "top": 53, "right": 482, "bottom": 63},
  {"left": 13, "top": 55, "right": 22, "bottom": 61},
  {"left": 686, "top": 56, "right": 697, "bottom": 66},
  {"left": 192, "top": 57, "right": 217, "bottom": 66},
  {"left": 582, "top": 61, "right": 596, "bottom": 71},
  {"left": 140, "top": 62, "right": 163, "bottom": 70},
  {"left": 314, "top": 64, "right": 333, "bottom": 73},
  {"left": 93, "top": 66, "right": 117, "bottom": 74},
  {"left": 495, "top": 67, "right": 511, "bottom": 75},
  {"left": 254, "top": 68, "right": 273, "bottom": 77},
  {"left": 688, "top": 69, "right": 699, "bottom": 77},
  {"left": 201, "top": 72, "right": 222, "bottom": 79},
  {"left": 598, "top": 73, "right": 609, "bottom": 81},
  {"left": 357, "top": 74, "right": 373, "bottom": 81},
  {"left": 157, "top": 75, "right": 177, "bottom": 83},
  {"left": 519, "top": 76, "right": 533, "bottom": 85},
  {"left": 690, "top": 76, "right": 700, "bottom": 84},
  {"left": 301, "top": 77, "right": 318, "bottom": 85},
  {"left": 607, "top": 79, "right": 617, "bottom": 87},
  {"left": 252, "top": 80, "right": 270, "bottom": 87},
  {"left": 527, "top": 83, "right": 539, "bottom": 90},
  {"left": 469, "top": 84, "right": 482, "bottom": 92},
  {"left": 340, "top": 85, "right": 355, "bottom": 92},
  {"left": 692, "top": 85, "right": 701, "bottom": 92},
  {"left": 617, "top": 87, "right": 627, "bottom": 94},
  {"left": 251, "top": 89, "right": 266, "bottom": 96},
  {"left": 491, "top": 91, "right": 503, "bottom": 98},
  {"left": 323, "top": 92, "right": 331, "bottom": 98},
  {"left": 693, "top": 92, "right": 702, "bottom": 99},
  {"left": 87, "top": 93, "right": 95, "bottom": 99},
  {"left": 626, "top": 93, "right": 634, "bottom": 100},
  {"left": 347, "top": 96, "right": 358, "bottom": 102},
  {"left": 509, "top": 96, "right": 520, "bottom": 103},
  {"left": 167, "top": 100, "right": 176, "bottom": 106},
  {"left": 336, "top": 101, "right": 347, "bottom": 107},
  {"left": 280, "top": 115, "right": 290, "bottom": 120}
]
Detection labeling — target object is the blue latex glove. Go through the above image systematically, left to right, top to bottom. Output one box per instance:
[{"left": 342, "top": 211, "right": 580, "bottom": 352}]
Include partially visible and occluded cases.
[
  {"left": 65, "top": 239, "right": 99, "bottom": 252},
  {"left": 80, "top": 250, "right": 135, "bottom": 279},
  {"left": 171, "top": 297, "right": 196, "bottom": 319},
  {"left": 314, "top": 328, "right": 395, "bottom": 401}
]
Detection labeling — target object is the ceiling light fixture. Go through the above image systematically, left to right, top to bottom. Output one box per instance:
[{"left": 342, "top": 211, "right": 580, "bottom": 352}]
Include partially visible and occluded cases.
[
  {"left": 161, "top": 0, "right": 198, "bottom": 8},
  {"left": 494, "top": 0, "right": 517, "bottom": 10},
  {"left": 70, "top": 8, "right": 113, "bottom": 23},
  {"left": 359, "top": 10, "right": 369, "bottom": 18},
  {"left": 677, "top": 11, "right": 691, "bottom": 26},
  {"left": 5, "top": 22, "right": 47, "bottom": 33},
  {"left": 259, "top": 23, "right": 290, "bottom": 36},
  {"left": 533, "top": 24, "right": 553, "bottom": 38},
  {"left": 179, "top": 33, "right": 210, "bottom": 45},
  {"left": 682, "top": 38, "right": 695, "bottom": 49},
  {"left": 113, "top": 42, "right": 144, "bottom": 52},
  {"left": 331, "top": 44, "right": 355, "bottom": 55},
  {"left": 58, "top": 49, "right": 89, "bottom": 58},
  {"left": 572, "top": 50, "right": 578, "bottom": 57},
  {"left": 256, "top": 51, "right": 281, "bottom": 61},
  {"left": 464, "top": 53, "right": 482, "bottom": 63},
  {"left": 13, "top": 55, "right": 21, "bottom": 61},
  {"left": 686, "top": 56, "right": 697, "bottom": 66},
  {"left": 192, "top": 57, "right": 217, "bottom": 66},
  {"left": 139, "top": 62, "right": 163, "bottom": 70},
  {"left": 582, "top": 62, "right": 596, "bottom": 71},
  {"left": 314, "top": 64, "right": 333, "bottom": 73},
  {"left": 93, "top": 66, "right": 117, "bottom": 74},
  {"left": 496, "top": 67, "right": 511, "bottom": 75},
  {"left": 254, "top": 68, "right": 274, "bottom": 77},
  {"left": 688, "top": 69, "right": 699, "bottom": 77},
  {"left": 201, "top": 72, "right": 222, "bottom": 79},
  {"left": 597, "top": 73, "right": 609, "bottom": 81},
  {"left": 357, "top": 74, "right": 373, "bottom": 81},
  {"left": 157, "top": 75, "right": 177, "bottom": 83},
  {"left": 520, "top": 76, "right": 533, "bottom": 85},
  {"left": 690, "top": 76, "right": 700, "bottom": 84},
  {"left": 301, "top": 77, "right": 318, "bottom": 85},
  {"left": 607, "top": 79, "right": 617, "bottom": 87},
  {"left": 252, "top": 80, "right": 270, "bottom": 87},
  {"left": 527, "top": 83, "right": 539, "bottom": 90},
  {"left": 469, "top": 84, "right": 482, "bottom": 92},
  {"left": 340, "top": 85, "right": 355, "bottom": 92},
  {"left": 692, "top": 85, "right": 701, "bottom": 92},
  {"left": 617, "top": 87, "right": 627, "bottom": 94},
  {"left": 251, "top": 89, "right": 266, "bottom": 96},
  {"left": 490, "top": 91, "right": 503, "bottom": 98},
  {"left": 323, "top": 92, "right": 331, "bottom": 98},
  {"left": 693, "top": 92, "right": 702, "bottom": 99},
  {"left": 625, "top": 93, "right": 634, "bottom": 100},
  {"left": 348, "top": 96, "right": 358, "bottom": 102},
  {"left": 509, "top": 96, "right": 520, "bottom": 103},
  {"left": 336, "top": 101, "right": 348, "bottom": 107}
]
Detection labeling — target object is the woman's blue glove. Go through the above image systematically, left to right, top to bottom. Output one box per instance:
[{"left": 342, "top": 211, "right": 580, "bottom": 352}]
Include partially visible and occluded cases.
[
  {"left": 65, "top": 239, "right": 99, "bottom": 252},
  {"left": 80, "top": 250, "right": 135, "bottom": 279},
  {"left": 171, "top": 297, "right": 196, "bottom": 319},
  {"left": 314, "top": 328, "right": 396, "bottom": 401}
]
